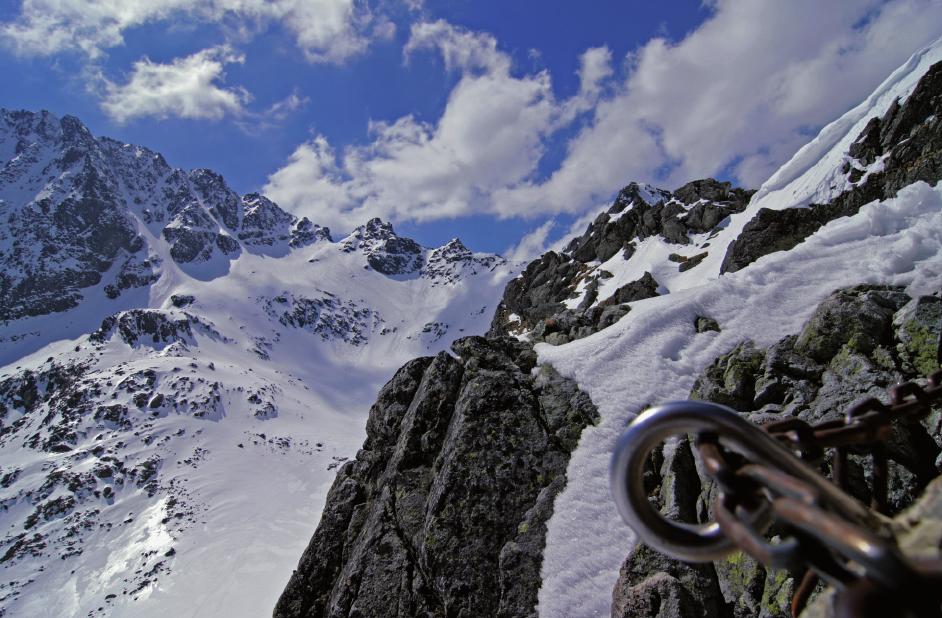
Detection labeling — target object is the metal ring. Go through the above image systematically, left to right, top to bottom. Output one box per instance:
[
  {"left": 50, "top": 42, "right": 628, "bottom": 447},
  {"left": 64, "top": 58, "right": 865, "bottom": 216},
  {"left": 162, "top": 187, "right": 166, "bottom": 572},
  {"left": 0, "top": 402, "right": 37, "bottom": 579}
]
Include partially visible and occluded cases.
[{"left": 610, "top": 400, "right": 879, "bottom": 562}]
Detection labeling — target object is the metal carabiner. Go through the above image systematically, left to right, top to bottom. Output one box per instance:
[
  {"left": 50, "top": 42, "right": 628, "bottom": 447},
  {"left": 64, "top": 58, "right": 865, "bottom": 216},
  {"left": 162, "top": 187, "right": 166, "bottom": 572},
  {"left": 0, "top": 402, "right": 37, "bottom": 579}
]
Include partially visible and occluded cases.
[{"left": 609, "top": 400, "right": 878, "bottom": 562}]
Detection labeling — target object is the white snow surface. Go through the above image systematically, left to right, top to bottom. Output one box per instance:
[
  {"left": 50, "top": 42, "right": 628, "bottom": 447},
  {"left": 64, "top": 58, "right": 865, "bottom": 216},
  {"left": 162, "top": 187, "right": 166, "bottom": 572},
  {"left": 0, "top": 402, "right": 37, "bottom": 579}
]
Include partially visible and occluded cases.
[
  {"left": 536, "top": 39, "right": 942, "bottom": 618},
  {"left": 0, "top": 221, "right": 517, "bottom": 616}
]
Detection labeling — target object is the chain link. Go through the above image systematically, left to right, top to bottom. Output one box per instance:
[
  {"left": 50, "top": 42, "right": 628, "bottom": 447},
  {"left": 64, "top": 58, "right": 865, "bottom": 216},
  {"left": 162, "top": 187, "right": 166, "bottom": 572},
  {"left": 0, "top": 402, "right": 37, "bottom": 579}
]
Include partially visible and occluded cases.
[{"left": 611, "top": 370, "right": 942, "bottom": 618}]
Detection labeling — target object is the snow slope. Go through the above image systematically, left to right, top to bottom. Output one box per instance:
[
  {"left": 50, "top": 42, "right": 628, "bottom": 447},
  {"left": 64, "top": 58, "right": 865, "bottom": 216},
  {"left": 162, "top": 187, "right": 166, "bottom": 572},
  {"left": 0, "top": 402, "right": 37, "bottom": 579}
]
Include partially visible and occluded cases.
[
  {"left": 536, "top": 38, "right": 942, "bottom": 617},
  {"left": 0, "top": 118, "right": 518, "bottom": 616}
]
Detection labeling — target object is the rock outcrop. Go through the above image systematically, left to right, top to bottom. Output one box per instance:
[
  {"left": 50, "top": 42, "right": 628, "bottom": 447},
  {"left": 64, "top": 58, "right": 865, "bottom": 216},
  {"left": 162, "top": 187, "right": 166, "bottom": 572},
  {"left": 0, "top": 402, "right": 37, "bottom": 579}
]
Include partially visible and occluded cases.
[
  {"left": 489, "top": 179, "right": 750, "bottom": 342},
  {"left": 274, "top": 336, "right": 599, "bottom": 618}
]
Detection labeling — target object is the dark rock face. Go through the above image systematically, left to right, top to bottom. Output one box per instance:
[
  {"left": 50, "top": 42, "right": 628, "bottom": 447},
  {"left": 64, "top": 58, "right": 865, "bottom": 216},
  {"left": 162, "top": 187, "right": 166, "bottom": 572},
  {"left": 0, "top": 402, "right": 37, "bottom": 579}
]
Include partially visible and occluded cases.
[
  {"left": 722, "top": 61, "right": 942, "bottom": 273},
  {"left": 0, "top": 111, "right": 144, "bottom": 321},
  {"left": 490, "top": 179, "right": 751, "bottom": 339},
  {"left": 566, "top": 181, "right": 752, "bottom": 264},
  {"left": 239, "top": 193, "right": 293, "bottom": 244},
  {"left": 290, "top": 217, "right": 332, "bottom": 248},
  {"left": 422, "top": 239, "right": 505, "bottom": 285},
  {"left": 490, "top": 251, "right": 588, "bottom": 336},
  {"left": 103, "top": 255, "right": 161, "bottom": 299},
  {"left": 492, "top": 269, "right": 659, "bottom": 347},
  {"left": 600, "top": 272, "right": 660, "bottom": 307},
  {"left": 612, "top": 285, "right": 942, "bottom": 617},
  {"left": 263, "top": 292, "right": 384, "bottom": 346},
  {"left": 90, "top": 310, "right": 197, "bottom": 347},
  {"left": 273, "top": 336, "right": 599, "bottom": 618}
]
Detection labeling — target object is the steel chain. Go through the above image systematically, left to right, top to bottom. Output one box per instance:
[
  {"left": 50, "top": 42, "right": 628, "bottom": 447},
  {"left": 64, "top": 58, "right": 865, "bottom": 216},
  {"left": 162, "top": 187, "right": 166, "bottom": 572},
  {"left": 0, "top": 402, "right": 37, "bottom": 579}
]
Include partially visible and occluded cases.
[{"left": 611, "top": 370, "right": 942, "bottom": 618}]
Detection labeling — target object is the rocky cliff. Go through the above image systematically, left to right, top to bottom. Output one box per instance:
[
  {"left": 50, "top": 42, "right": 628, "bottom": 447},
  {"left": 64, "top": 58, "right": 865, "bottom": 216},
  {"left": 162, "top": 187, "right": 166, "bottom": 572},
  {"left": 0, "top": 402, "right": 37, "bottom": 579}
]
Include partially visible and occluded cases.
[{"left": 274, "top": 336, "right": 598, "bottom": 618}]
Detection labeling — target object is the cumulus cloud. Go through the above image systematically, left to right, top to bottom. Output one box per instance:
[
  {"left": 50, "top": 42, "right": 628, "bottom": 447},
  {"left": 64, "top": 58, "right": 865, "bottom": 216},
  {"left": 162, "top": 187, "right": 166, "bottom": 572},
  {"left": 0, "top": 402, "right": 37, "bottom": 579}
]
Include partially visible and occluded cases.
[
  {"left": 0, "top": 0, "right": 388, "bottom": 63},
  {"left": 495, "top": 0, "right": 942, "bottom": 216},
  {"left": 266, "top": 1, "right": 942, "bottom": 230},
  {"left": 266, "top": 20, "right": 609, "bottom": 230},
  {"left": 100, "top": 46, "right": 250, "bottom": 123},
  {"left": 264, "top": 136, "right": 357, "bottom": 217},
  {"left": 505, "top": 220, "right": 557, "bottom": 263}
]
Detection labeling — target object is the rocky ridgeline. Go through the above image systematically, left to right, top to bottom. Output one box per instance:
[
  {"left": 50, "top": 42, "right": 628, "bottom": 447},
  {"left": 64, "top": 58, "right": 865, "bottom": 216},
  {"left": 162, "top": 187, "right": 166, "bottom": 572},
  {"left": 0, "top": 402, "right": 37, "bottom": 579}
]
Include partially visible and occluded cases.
[
  {"left": 721, "top": 61, "right": 942, "bottom": 273},
  {"left": 0, "top": 110, "right": 328, "bottom": 322},
  {"left": 488, "top": 179, "right": 752, "bottom": 344},
  {"left": 341, "top": 218, "right": 506, "bottom": 280},
  {"left": 612, "top": 286, "right": 941, "bottom": 618},
  {"left": 274, "top": 336, "right": 599, "bottom": 618}
]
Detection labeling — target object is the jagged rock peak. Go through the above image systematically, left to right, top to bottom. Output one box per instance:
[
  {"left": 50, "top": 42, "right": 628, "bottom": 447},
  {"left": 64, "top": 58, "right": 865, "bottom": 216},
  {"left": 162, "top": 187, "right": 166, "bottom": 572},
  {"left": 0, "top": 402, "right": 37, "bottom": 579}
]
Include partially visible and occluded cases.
[
  {"left": 673, "top": 178, "right": 754, "bottom": 205},
  {"left": 608, "top": 182, "right": 673, "bottom": 214},
  {"left": 360, "top": 217, "right": 398, "bottom": 240},
  {"left": 341, "top": 218, "right": 424, "bottom": 275},
  {"left": 431, "top": 237, "right": 471, "bottom": 258}
]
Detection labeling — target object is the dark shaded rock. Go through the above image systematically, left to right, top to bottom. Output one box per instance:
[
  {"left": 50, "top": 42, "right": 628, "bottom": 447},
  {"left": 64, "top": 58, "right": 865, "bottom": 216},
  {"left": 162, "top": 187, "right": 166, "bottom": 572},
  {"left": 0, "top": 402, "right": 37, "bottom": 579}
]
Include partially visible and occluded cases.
[
  {"left": 0, "top": 113, "right": 143, "bottom": 321},
  {"left": 491, "top": 179, "right": 750, "bottom": 338},
  {"left": 673, "top": 179, "right": 754, "bottom": 207},
  {"left": 238, "top": 193, "right": 295, "bottom": 247},
  {"left": 720, "top": 207, "right": 829, "bottom": 274},
  {"left": 290, "top": 217, "right": 332, "bottom": 248},
  {"left": 343, "top": 218, "right": 424, "bottom": 276},
  {"left": 488, "top": 251, "right": 587, "bottom": 335},
  {"left": 678, "top": 252, "right": 708, "bottom": 272},
  {"left": 103, "top": 255, "right": 160, "bottom": 299},
  {"left": 600, "top": 272, "right": 660, "bottom": 307},
  {"left": 793, "top": 285, "right": 909, "bottom": 362},
  {"left": 169, "top": 294, "right": 195, "bottom": 308},
  {"left": 893, "top": 294, "right": 942, "bottom": 376},
  {"left": 91, "top": 310, "right": 195, "bottom": 347},
  {"left": 695, "top": 316, "right": 721, "bottom": 333},
  {"left": 274, "top": 337, "right": 598, "bottom": 618},
  {"left": 690, "top": 341, "right": 766, "bottom": 411},
  {"left": 612, "top": 545, "right": 726, "bottom": 618}
]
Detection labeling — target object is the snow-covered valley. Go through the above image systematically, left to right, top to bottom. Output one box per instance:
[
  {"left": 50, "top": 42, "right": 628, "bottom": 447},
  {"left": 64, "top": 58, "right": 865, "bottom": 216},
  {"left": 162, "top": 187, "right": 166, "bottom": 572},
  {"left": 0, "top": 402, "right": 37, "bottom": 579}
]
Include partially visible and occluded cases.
[{"left": 0, "top": 110, "right": 517, "bottom": 617}]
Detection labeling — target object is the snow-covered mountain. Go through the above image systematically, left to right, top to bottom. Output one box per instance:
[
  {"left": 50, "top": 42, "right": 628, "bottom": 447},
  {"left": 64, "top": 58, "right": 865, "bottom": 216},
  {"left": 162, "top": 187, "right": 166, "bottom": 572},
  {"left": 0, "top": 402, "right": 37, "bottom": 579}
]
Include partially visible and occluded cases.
[
  {"left": 273, "top": 37, "right": 942, "bottom": 618},
  {"left": 0, "top": 111, "right": 517, "bottom": 617}
]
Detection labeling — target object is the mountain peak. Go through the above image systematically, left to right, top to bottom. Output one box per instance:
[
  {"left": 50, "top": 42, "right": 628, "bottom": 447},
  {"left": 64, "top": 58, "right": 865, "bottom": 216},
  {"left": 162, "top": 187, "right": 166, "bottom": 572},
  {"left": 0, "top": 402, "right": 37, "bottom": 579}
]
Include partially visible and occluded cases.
[{"left": 363, "top": 217, "right": 397, "bottom": 240}]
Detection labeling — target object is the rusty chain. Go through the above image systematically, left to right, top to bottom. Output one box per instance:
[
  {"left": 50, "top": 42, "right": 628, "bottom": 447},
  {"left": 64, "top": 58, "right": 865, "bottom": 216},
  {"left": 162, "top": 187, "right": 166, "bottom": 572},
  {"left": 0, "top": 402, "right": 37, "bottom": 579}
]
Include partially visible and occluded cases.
[{"left": 611, "top": 369, "right": 942, "bottom": 618}]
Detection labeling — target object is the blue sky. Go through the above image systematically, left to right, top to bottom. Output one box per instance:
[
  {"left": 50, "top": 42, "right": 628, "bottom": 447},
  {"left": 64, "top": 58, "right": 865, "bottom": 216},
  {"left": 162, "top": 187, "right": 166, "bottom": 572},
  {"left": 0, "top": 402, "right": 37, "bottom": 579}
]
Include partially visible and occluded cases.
[{"left": 2, "top": 1, "right": 941, "bottom": 256}]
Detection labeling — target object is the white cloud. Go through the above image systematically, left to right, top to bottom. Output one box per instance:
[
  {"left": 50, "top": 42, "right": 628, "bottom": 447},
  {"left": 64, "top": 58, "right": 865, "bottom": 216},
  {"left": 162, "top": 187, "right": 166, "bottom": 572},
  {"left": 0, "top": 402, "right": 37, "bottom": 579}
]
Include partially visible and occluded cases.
[
  {"left": 0, "top": 0, "right": 390, "bottom": 63},
  {"left": 495, "top": 0, "right": 942, "bottom": 216},
  {"left": 273, "top": 1, "right": 942, "bottom": 229},
  {"left": 405, "top": 19, "right": 509, "bottom": 73},
  {"left": 266, "top": 20, "right": 609, "bottom": 230},
  {"left": 100, "top": 46, "right": 250, "bottom": 123},
  {"left": 578, "top": 46, "right": 613, "bottom": 98},
  {"left": 264, "top": 90, "right": 310, "bottom": 121},
  {"left": 264, "top": 136, "right": 357, "bottom": 222},
  {"left": 505, "top": 220, "right": 557, "bottom": 262}
]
